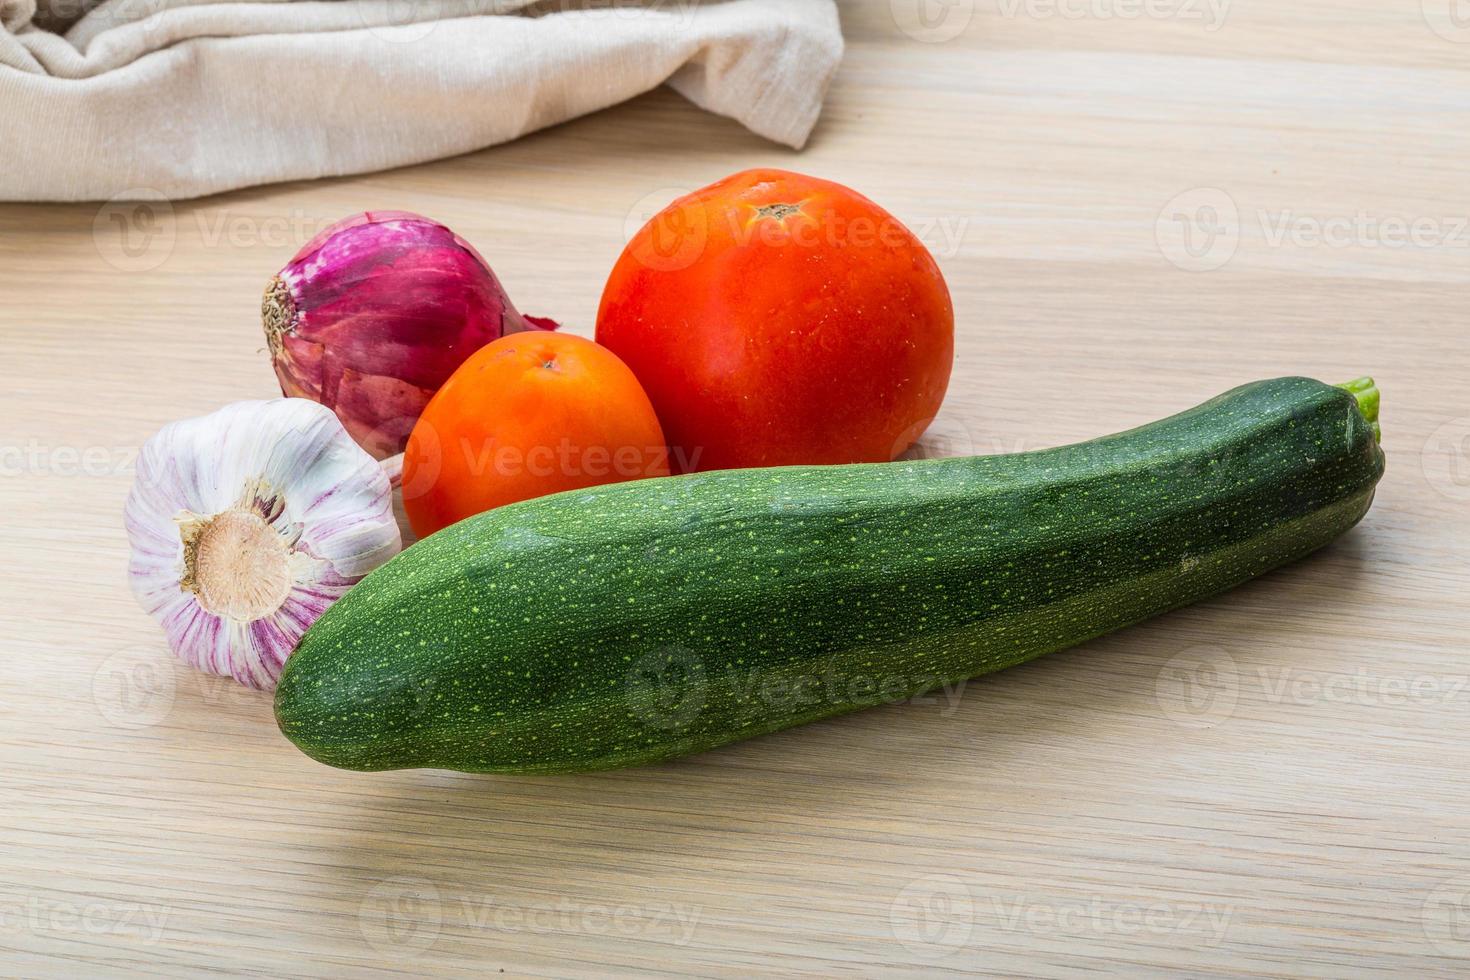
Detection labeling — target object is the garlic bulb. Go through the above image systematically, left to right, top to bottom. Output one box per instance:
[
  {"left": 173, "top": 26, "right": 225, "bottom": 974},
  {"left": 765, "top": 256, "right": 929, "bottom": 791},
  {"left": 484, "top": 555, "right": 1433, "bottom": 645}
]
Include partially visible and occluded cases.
[{"left": 125, "top": 399, "right": 402, "bottom": 690}]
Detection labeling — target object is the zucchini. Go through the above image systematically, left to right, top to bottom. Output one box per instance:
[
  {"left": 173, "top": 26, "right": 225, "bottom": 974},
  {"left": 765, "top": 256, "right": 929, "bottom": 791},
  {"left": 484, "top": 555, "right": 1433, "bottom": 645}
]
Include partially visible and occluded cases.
[{"left": 275, "top": 377, "right": 1384, "bottom": 773}]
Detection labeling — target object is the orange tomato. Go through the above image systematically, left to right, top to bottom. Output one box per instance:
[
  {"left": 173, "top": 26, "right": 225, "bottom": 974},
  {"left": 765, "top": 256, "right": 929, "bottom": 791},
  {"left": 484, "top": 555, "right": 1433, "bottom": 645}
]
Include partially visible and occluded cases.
[
  {"left": 596, "top": 169, "right": 954, "bottom": 472},
  {"left": 402, "top": 332, "right": 670, "bottom": 537}
]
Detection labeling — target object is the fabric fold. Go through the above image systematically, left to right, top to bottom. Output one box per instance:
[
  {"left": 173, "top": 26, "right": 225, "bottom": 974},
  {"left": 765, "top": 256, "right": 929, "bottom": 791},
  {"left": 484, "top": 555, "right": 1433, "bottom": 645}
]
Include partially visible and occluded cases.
[{"left": 0, "top": 0, "right": 843, "bottom": 201}]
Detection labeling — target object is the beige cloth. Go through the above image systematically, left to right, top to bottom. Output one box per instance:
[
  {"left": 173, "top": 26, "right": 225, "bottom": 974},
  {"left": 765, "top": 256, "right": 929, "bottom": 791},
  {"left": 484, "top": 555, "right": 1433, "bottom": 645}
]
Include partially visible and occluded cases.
[{"left": 0, "top": 0, "right": 843, "bottom": 201}]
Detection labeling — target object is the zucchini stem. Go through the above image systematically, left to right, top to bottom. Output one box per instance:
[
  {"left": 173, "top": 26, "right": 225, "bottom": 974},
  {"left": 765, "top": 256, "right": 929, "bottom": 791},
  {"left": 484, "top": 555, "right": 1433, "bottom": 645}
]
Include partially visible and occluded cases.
[{"left": 1336, "top": 377, "right": 1381, "bottom": 442}]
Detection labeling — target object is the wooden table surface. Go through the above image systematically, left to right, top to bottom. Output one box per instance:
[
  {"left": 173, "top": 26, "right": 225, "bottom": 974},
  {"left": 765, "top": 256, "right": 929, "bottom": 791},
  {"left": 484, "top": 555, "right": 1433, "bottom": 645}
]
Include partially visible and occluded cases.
[{"left": 4, "top": 2, "right": 1469, "bottom": 976}]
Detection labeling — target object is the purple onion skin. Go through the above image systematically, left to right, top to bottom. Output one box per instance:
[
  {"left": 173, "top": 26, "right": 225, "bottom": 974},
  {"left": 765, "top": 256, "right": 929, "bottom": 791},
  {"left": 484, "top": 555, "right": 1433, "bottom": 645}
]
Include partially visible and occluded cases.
[{"left": 263, "top": 210, "right": 556, "bottom": 459}]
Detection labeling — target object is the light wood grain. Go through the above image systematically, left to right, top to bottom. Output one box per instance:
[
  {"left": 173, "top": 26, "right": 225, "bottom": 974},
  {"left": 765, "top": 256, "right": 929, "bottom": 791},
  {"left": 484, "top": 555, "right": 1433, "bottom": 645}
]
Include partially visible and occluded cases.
[{"left": 4, "top": 2, "right": 1470, "bottom": 976}]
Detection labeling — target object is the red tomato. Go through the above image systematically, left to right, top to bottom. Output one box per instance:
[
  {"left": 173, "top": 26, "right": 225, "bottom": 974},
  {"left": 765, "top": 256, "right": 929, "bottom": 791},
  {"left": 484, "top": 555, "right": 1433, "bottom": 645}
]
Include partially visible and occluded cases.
[
  {"left": 596, "top": 169, "right": 954, "bottom": 472},
  {"left": 402, "top": 332, "right": 670, "bottom": 537}
]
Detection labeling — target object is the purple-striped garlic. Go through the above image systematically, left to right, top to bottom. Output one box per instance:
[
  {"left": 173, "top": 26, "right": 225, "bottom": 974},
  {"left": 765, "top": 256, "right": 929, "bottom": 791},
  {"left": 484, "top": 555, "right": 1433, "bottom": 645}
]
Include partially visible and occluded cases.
[{"left": 125, "top": 399, "right": 402, "bottom": 690}]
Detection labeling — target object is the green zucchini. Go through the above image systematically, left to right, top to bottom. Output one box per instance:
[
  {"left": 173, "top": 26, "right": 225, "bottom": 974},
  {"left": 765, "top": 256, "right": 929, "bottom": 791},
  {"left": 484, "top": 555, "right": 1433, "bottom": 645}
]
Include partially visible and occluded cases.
[{"left": 275, "top": 376, "right": 1384, "bottom": 773}]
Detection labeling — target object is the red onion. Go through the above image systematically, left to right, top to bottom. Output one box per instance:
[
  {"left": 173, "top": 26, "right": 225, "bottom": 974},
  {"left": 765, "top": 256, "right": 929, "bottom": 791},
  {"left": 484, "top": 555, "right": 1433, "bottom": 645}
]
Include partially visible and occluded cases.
[{"left": 262, "top": 210, "right": 556, "bottom": 459}]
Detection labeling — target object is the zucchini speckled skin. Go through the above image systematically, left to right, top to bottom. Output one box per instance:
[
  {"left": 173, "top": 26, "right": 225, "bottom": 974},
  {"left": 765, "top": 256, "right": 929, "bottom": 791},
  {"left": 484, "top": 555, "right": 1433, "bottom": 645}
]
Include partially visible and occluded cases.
[{"left": 275, "top": 377, "right": 1384, "bottom": 773}]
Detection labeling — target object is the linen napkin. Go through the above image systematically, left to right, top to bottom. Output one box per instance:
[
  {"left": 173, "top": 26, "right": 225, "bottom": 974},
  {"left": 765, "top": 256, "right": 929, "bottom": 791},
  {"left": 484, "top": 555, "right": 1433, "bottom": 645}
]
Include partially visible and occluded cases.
[{"left": 0, "top": 0, "right": 843, "bottom": 201}]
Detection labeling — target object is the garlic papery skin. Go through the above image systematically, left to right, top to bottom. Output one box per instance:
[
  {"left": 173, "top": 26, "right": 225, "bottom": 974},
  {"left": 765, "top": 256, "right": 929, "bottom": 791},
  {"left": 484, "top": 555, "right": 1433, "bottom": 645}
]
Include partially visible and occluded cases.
[{"left": 125, "top": 399, "right": 403, "bottom": 691}]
